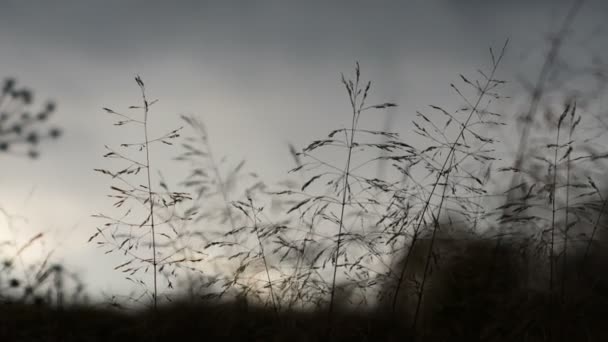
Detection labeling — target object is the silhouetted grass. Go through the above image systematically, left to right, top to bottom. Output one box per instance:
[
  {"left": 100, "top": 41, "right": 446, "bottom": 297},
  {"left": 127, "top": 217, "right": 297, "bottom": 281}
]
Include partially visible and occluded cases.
[
  {"left": 4, "top": 2, "right": 608, "bottom": 339},
  {"left": 91, "top": 76, "right": 192, "bottom": 309}
]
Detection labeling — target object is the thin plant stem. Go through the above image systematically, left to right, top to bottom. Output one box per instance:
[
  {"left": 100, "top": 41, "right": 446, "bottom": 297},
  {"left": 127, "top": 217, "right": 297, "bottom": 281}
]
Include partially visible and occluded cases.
[
  {"left": 507, "top": 0, "right": 585, "bottom": 191},
  {"left": 495, "top": 1, "right": 585, "bottom": 288},
  {"left": 391, "top": 40, "right": 508, "bottom": 315},
  {"left": 328, "top": 64, "right": 362, "bottom": 318},
  {"left": 137, "top": 76, "right": 158, "bottom": 311},
  {"left": 561, "top": 103, "right": 576, "bottom": 301},
  {"left": 550, "top": 105, "right": 567, "bottom": 293},
  {"left": 412, "top": 158, "right": 451, "bottom": 330},
  {"left": 582, "top": 192, "right": 608, "bottom": 265},
  {"left": 248, "top": 198, "right": 279, "bottom": 315}
]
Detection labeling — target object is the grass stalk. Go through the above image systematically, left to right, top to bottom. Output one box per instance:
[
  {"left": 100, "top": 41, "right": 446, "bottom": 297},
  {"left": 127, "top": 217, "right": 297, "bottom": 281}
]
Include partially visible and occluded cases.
[
  {"left": 495, "top": 1, "right": 585, "bottom": 288},
  {"left": 391, "top": 40, "right": 508, "bottom": 318},
  {"left": 328, "top": 63, "right": 365, "bottom": 318},
  {"left": 136, "top": 76, "right": 158, "bottom": 310},
  {"left": 561, "top": 102, "right": 576, "bottom": 301},
  {"left": 550, "top": 105, "right": 568, "bottom": 293},
  {"left": 411, "top": 165, "right": 451, "bottom": 330},
  {"left": 582, "top": 189, "right": 608, "bottom": 265},
  {"left": 249, "top": 198, "right": 279, "bottom": 315}
]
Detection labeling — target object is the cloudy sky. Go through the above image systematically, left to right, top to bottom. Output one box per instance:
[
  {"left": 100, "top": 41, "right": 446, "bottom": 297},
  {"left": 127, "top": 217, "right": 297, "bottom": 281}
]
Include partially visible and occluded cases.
[{"left": 0, "top": 0, "right": 606, "bottom": 300}]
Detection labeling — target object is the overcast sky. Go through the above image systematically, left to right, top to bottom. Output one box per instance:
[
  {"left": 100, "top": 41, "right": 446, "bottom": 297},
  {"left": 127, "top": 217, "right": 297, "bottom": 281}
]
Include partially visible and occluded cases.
[{"left": 0, "top": 0, "right": 607, "bottom": 300}]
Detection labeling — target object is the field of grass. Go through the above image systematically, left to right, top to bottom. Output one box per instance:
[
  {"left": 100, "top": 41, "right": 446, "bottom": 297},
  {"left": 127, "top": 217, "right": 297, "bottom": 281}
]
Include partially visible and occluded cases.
[{"left": 2, "top": 1, "right": 608, "bottom": 340}]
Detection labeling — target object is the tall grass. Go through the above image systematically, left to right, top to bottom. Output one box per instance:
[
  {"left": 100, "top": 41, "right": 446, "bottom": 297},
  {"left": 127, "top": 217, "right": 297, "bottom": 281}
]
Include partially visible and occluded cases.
[
  {"left": 5, "top": 3, "right": 608, "bottom": 339},
  {"left": 73, "top": 32, "right": 608, "bottom": 341},
  {"left": 392, "top": 41, "right": 509, "bottom": 330},
  {"left": 37, "top": 46, "right": 608, "bottom": 339},
  {"left": 91, "top": 76, "right": 192, "bottom": 309}
]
